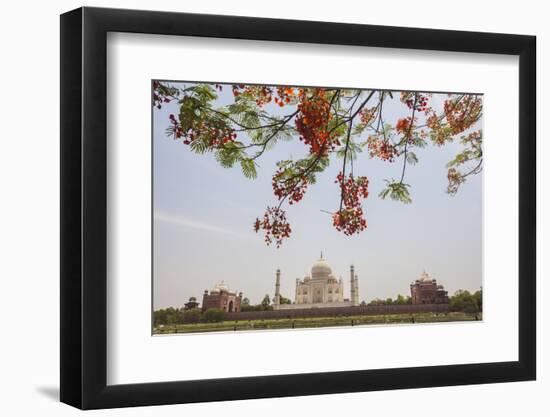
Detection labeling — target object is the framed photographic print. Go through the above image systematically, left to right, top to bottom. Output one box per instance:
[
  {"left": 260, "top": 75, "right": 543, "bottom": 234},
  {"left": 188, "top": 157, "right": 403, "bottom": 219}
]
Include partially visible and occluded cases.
[{"left": 60, "top": 6, "right": 536, "bottom": 410}]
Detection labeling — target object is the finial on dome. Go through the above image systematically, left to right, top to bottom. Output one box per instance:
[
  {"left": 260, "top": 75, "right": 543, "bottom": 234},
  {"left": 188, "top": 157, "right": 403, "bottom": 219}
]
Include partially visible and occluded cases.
[
  {"left": 320, "top": 251, "right": 323, "bottom": 260},
  {"left": 420, "top": 270, "right": 430, "bottom": 281}
]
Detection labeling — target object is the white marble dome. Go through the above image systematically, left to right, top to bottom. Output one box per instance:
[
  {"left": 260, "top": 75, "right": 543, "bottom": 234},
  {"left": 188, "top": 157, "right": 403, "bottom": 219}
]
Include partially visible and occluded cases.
[
  {"left": 311, "top": 258, "right": 332, "bottom": 278},
  {"left": 419, "top": 271, "right": 432, "bottom": 281},
  {"left": 211, "top": 281, "right": 228, "bottom": 293}
]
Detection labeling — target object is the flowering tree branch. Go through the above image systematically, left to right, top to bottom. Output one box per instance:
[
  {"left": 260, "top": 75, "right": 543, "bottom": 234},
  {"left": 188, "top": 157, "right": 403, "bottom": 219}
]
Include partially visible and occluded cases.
[{"left": 153, "top": 81, "right": 483, "bottom": 247}]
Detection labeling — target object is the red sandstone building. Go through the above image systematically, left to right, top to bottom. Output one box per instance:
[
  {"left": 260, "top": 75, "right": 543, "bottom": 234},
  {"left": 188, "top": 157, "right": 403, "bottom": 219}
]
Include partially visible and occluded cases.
[
  {"left": 410, "top": 271, "right": 449, "bottom": 304},
  {"left": 202, "top": 281, "right": 243, "bottom": 312}
]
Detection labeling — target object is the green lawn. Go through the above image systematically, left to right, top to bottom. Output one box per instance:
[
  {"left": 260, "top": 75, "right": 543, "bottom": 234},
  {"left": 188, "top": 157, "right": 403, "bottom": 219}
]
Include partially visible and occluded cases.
[{"left": 153, "top": 312, "right": 481, "bottom": 334}]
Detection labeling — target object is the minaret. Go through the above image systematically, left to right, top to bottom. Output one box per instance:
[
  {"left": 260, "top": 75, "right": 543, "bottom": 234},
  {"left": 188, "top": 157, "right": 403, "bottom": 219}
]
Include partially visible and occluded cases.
[
  {"left": 350, "top": 265, "right": 356, "bottom": 306},
  {"left": 274, "top": 268, "right": 281, "bottom": 306},
  {"left": 354, "top": 273, "right": 360, "bottom": 306}
]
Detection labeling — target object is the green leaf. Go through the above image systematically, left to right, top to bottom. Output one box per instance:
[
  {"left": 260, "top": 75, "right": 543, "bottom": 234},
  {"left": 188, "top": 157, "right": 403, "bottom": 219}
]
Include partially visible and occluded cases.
[
  {"left": 184, "top": 84, "right": 217, "bottom": 104},
  {"left": 352, "top": 123, "right": 367, "bottom": 135},
  {"left": 189, "top": 137, "right": 210, "bottom": 154},
  {"left": 335, "top": 141, "right": 361, "bottom": 159},
  {"left": 214, "top": 143, "right": 243, "bottom": 168},
  {"left": 406, "top": 151, "right": 418, "bottom": 165},
  {"left": 240, "top": 158, "right": 257, "bottom": 179},
  {"left": 378, "top": 181, "right": 412, "bottom": 204}
]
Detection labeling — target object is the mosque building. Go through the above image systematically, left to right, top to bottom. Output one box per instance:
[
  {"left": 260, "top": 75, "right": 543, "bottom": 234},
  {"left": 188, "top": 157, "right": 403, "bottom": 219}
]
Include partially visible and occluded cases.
[
  {"left": 273, "top": 253, "right": 360, "bottom": 310},
  {"left": 410, "top": 271, "right": 449, "bottom": 304},
  {"left": 202, "top": 281, "right": 243, "bottom": 312}
]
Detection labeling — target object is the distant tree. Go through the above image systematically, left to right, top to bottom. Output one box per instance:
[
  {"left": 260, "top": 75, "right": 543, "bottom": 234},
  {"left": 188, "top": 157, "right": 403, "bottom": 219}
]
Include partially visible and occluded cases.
[
  {"left": 472, "top": 289, "right": 482, "bottom": 312},
  {"left": 450, "top": 290, "right": 481, "bottom": 314},
  {"left": 261, "top": 294, "right": 272, "bottom": 310},
  {"left": 279, "top": 294, "right": 292, "bottom": 304},
  {"left": 395, "top": 294, "right": 412, "bottom": 305},
  {"left": 240, "top": 295, "right": 276, "bottom": 311},
  {"left": 368, "top": 295, "right": 415, "bottom": 306},
  {"left": 240, "top": 297, "right": 253, "bottom": 311},
  {"left": 360, "top": 300, "right": 367, "bottom": 306},
  {"left": 154, "top": 307, "right": 185, "bottom": 325},
  {"left": 182, "top": 308, "right": 202, "bottom": 324},
  {"left": 202, "top": 308, "right": 225, "bottom": 323},
  {"left": 153, "top": 309, "right": 167, "bottom": 326}
]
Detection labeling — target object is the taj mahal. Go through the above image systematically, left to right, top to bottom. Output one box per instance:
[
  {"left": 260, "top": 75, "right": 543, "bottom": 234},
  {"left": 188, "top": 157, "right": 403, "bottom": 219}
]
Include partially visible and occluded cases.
[{"left": 273, "top": 253, "right": 360, "bottom": 310}]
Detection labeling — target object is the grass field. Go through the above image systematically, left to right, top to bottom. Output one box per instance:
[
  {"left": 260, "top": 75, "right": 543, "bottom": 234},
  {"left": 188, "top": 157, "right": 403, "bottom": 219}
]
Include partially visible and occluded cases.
[{"left": 153, "top": 312, "right": 481, "bottom": 334}]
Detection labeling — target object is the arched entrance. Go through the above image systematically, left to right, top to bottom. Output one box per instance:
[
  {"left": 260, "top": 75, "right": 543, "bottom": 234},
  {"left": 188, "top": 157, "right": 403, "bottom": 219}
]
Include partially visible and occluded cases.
[{"left": 228, "top": 300, "right": 234, "bottom": 312}]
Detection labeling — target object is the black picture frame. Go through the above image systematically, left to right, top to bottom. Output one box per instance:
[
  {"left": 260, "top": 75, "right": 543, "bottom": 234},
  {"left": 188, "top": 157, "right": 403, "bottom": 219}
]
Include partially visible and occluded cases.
[{"left": 60, "top": 6, "right": 536, "bottom": 410}]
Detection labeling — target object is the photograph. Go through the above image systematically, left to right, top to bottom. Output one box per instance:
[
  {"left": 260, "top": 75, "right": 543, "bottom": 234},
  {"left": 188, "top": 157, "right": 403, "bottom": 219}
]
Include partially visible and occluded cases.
[
  {"left": 0, "top": 0, "right": 542, "bottom": 414},
  {"left": 152, "top": 81, "right": 483, "bottom": 334}
]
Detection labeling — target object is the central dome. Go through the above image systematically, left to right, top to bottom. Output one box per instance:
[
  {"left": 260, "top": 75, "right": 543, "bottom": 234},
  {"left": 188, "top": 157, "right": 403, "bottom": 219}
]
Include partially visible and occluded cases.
[
  {"left": 311, "top": 258, "right": 332, "bottom": 277},
  {"left": 211, "top": 281, "right": 229, "bottom": 293}
]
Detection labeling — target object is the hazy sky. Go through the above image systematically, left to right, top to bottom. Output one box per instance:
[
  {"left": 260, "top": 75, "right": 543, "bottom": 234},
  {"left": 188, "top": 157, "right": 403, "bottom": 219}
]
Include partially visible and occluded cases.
[{"left": 153, "top": 83, "right": 482, "bottom": 309}]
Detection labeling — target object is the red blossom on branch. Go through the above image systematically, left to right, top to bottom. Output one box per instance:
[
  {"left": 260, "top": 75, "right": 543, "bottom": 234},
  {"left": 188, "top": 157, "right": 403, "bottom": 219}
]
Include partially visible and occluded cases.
[
  {"left": 152, "top": 80, "right": 177, "bottom": 109},
  {"left": 156, "top": 81, "right": 483, "bottom": 248},
  {"left": 232, "top": 85, "right": 299, "bottom": 108},
  {"left": 295, "top": 89, "right": 339, "bottom": 155},
  {"left": 444, "top": 95, "right": 482, "bottom": 134},
  {"left": 366, "top": 135, "right": 400, "bottom": 162},
  {"left": 272, "top": 169, "right": 308, "bottom": 205},
  {"left": 332, "top": 172, "right": 370, "bottom": 236},
  {"left": 254, "top": 207, "right": 292, "bottom": 247}
]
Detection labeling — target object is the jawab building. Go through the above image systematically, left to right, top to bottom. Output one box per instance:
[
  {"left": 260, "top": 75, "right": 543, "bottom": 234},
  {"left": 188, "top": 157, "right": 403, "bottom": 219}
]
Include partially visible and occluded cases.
[{"left": 273, "top": 254, "right": 359, "bottom": 310}]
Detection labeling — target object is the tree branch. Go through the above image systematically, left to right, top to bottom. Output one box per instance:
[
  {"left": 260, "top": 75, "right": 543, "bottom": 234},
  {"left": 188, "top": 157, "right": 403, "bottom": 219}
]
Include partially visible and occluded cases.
[
  {"left": 399, "top": 94, "right": 418, "bottom": 184},
  {"left": 250, "top": 110, "right": 300, "bottom": 159},
  {"left": 340, "top": 118, "right": 355, "bottom": 212}
]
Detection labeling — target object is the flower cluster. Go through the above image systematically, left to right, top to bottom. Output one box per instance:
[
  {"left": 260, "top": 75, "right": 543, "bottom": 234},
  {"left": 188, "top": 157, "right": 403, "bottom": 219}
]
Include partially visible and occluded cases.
[
  {"left": 152, "top": 81, "right": 175, "bottom": 109},
  {"left": 232, "top": 84, "right": 274, "bottom": 106},
  {"left": 231, "top": 85, "right": 298, "bottom": 107},
  {"left": 273, "top": 87, "right": 296, "bottom": 107},
  {"left": 295, "top": 89, "right": 339, "bottom": 155},
  {"left": 400, "top": 92, "right": 430, "bottom": 113},
  {"left": 444, "top": 95, "right": 482, "bottom": 134},
  {"left": 359, "top": 106, "right": 377, "bottom": 125},
  {"left": 425, "top": 113, "right": 449, "bottom": 146},
  {"left": 168, "top": 114, "right": 236, "bottom": 146},
  {"left": 168, "top": 114, "right": 184, "bottom": 138},
  {"left": 396, "top": 117, "right": 416, "bottom": 141},
  {"left": 463, "top": 129, "right": 482, "bottom": 146},
  {"left": 366, "top": 135, "right": 399, "bottom": 162},
  {"left": 447, "top": 168, "right": 465, "bottom": 195},
  {"left": 272, "top": 169, "right": 308, "bottom": 205},
  {"left": 332, "top": 172, "right": 370, "bottom": 235},
  {"left": 253, "top": 206, "right": 292, "bottom": 247}
]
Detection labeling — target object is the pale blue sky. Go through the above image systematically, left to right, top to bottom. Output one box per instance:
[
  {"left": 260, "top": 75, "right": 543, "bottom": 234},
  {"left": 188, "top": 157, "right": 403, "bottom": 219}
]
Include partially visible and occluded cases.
[{"left": 153, "top": 83, "right": 482, "bottom": 309}]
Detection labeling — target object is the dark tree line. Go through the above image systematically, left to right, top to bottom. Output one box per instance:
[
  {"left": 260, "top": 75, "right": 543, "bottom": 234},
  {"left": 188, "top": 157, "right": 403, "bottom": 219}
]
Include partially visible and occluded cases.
[
  {"left": 449, "top": 289, "right": 482, "bottom": 313},
  {"left": 154, "top": 307, "right": 226, "bottom": 326}
]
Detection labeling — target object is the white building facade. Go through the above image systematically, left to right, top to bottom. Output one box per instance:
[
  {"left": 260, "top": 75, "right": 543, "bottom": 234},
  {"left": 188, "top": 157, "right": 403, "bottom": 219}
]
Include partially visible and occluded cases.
[{"left": 273, "top": 254, "right": 360, "bottom": 310}]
